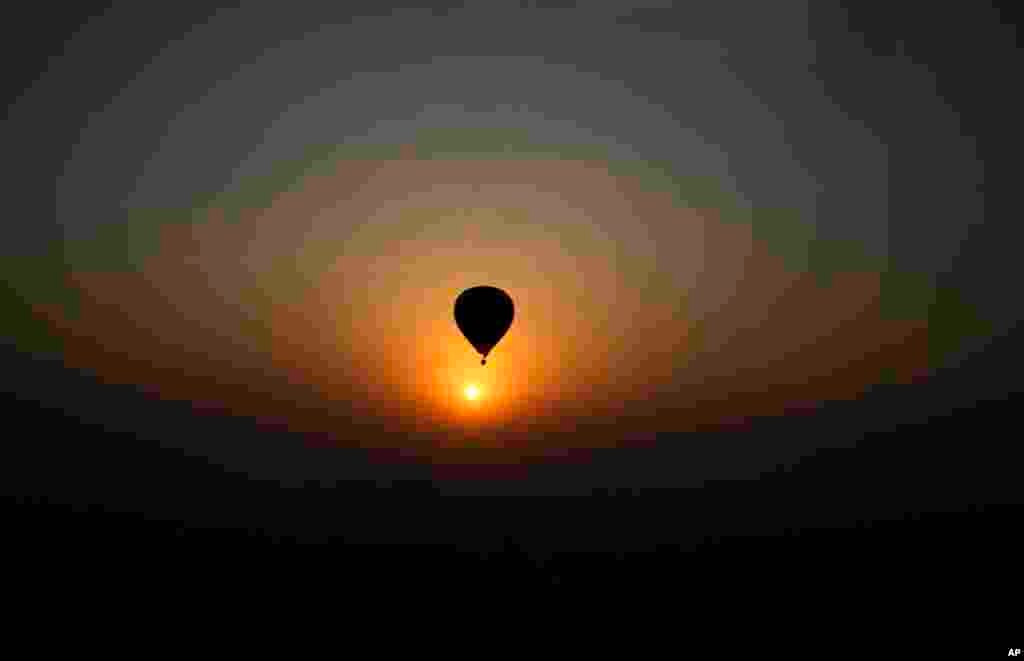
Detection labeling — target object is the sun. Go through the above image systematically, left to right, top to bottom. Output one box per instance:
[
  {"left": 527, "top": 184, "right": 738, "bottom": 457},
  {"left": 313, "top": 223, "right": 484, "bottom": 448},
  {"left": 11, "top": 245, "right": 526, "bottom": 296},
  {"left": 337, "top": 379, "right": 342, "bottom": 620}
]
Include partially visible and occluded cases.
[{"left": 463, "top": 384, "right": 481, "bottom": 401}]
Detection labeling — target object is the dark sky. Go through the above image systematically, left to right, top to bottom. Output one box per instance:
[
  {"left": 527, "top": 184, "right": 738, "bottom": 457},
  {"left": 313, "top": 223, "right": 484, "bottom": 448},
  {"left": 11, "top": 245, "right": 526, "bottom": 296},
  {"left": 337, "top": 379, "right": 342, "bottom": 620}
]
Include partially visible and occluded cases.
[{"left": 2, "top": 1, "right": 1021, "bottom": 588}]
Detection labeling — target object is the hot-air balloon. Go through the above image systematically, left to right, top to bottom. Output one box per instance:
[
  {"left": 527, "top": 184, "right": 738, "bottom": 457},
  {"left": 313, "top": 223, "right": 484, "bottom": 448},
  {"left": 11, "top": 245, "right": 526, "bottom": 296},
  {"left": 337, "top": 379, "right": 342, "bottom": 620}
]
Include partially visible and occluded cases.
[{"left": 454, "top": 286, "right": 514, "bottom": 366}]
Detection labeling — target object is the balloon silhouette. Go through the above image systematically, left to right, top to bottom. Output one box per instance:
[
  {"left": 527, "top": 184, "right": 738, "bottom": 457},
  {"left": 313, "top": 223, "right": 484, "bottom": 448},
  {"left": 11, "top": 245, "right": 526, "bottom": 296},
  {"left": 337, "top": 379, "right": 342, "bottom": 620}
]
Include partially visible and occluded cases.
[{"left": 454, "top": 286, "right": 514, "bottom": 365}]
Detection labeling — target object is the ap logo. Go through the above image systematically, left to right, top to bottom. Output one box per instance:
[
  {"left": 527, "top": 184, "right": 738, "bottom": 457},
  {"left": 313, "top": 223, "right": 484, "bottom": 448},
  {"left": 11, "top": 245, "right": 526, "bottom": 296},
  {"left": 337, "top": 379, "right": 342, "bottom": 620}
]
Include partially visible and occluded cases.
[{"left": 1009, "top": 649, "right": 1021, "bottom": 657}]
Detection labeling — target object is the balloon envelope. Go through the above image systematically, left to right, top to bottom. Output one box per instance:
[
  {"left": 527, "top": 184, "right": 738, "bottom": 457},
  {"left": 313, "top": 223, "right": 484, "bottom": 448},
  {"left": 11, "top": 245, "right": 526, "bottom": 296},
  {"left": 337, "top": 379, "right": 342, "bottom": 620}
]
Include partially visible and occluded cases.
[{"left": 454, "top": 286, "right": 514, "bottom": 365}]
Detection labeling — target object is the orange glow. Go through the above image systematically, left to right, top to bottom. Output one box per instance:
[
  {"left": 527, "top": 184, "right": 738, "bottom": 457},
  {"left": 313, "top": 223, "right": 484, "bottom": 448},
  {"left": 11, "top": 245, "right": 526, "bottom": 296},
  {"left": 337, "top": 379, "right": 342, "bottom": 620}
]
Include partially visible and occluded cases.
[
  {"left": 45, "top": 156, "right": 941, "bottom": 466},
  {"left": 464, "top": 384, "right": 481, "bottom": 401}
]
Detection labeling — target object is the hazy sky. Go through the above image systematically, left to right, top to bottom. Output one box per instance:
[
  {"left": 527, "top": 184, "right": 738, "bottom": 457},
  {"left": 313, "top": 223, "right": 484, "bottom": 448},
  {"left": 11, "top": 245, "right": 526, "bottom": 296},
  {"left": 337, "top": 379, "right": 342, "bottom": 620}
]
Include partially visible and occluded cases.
[{"left": 3, "top": 1, "right": 1015, "bottom": 490}]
